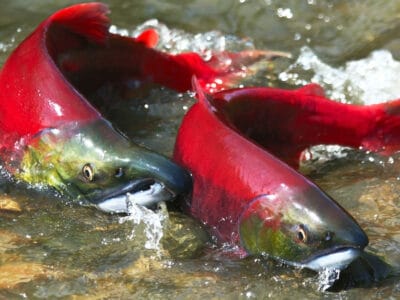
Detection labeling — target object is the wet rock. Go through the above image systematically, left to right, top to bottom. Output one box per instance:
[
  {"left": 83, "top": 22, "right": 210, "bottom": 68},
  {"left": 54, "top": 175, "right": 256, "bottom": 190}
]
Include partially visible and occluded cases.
[
  {"left": 0, "top": 195, "right": 21, "bottom": 213},
  {"left": 0, "top": 230, "right": 28, "bottom": 252},
  {"left": 123, "top": 255, "right": 165, "bottom": 278},
  {"left": 0, "top": 262, "right": 56, "bottom": 289}
]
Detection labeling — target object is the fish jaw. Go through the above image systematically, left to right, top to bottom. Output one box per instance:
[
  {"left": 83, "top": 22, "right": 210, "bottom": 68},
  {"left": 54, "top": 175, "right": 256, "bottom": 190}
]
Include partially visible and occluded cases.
[
  {"left": 15, "top": 119, "right": 192, "bottom": 212},
  {"left": 238, "top": 188, "right": 368, "bottom": 272},
  {"left": 300, "top": 247, "right": 362, "bottom": 272}
]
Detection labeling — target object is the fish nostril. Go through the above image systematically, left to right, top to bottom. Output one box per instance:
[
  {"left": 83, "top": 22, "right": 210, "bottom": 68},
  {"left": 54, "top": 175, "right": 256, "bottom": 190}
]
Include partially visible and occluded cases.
[
  {"left": 114, "top": 167, "right": 124, "bottom": 178},
  {"left": 325, "top": 231, "right": 334, "bottom": 242}
]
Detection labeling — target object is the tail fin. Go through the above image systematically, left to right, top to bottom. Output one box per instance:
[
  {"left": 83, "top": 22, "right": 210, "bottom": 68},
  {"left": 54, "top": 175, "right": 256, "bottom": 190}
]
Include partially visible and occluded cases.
[
  {"left": 49, "top": 3, "right": 110, "bottom": 44},
  {"left": 361, "top": 98, "right": 400, "bottom": 154}
]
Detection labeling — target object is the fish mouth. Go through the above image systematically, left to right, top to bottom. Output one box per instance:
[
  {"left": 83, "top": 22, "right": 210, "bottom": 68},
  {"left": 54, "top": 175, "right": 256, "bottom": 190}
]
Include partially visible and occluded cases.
[
  {"left": 93, "top": 178, "right": 174, "bottom": 213},
  {"left": 298, "top": 246, "right": 363, "bottom": 272}
]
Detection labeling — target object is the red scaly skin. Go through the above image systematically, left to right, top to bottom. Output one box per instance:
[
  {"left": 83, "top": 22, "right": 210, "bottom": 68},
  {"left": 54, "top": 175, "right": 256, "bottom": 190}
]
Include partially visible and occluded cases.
[
  {"left": 0, "top": 2, "right": 273, "bottom": 162},
  {"left": 0, "top": 3, "right": 197, "bottom": 207},
  {"left": 0, "top": 4, "right": 105, "bottom": 150},
  {"left": 173, "top": 80, "right": 368, "bottom": 252},
  {"left": 209, "top": 84, "right": 400, "bottom": 168},
  {"left": 174, "top": 96, "right": 310, "bottom": 242}
]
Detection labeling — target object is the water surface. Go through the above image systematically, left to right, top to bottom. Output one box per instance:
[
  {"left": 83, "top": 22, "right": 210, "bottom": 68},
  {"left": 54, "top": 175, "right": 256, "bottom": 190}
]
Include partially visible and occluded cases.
[{"left": 1, "top": 0, "right": 400, "bottom": 298}]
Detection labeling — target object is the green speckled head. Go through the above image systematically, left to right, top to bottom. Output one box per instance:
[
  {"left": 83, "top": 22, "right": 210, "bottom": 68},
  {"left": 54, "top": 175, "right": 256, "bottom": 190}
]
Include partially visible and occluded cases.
[
  {"left": 15, "top": 119, "right": 192, "bottom": 212},
  {"left": 238, "top": 185, "right": 369, "bottom": 271}
]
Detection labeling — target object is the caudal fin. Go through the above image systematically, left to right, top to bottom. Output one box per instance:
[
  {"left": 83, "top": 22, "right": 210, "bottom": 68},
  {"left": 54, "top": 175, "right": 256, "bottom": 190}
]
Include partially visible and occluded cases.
[
  {"left": 49, "top": 2, "right": 110, "bottom": 44},
  {"left": 360, "top": 98, "right": 400, "bottom": 154}
]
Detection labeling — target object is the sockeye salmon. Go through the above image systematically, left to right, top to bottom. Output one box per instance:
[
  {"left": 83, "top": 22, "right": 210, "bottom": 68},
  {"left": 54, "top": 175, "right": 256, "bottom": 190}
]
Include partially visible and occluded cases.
[
  {"left": 0, "top": 2, "right": 277, "bottom": 212},
  {"left": 173, "top": 79, "right": 369, "bottom": 271},
  {"left": 207, "top": 83, "right": 400, "bottom": 168}
]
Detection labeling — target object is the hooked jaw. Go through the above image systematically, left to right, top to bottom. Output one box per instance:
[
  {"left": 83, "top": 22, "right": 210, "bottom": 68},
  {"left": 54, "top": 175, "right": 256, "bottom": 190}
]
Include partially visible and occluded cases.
[
  {"left": 74, "top": 121, "right": 193, "bottom": 213},
  {"left": 85, "top": 123, "right": 192, "bottom": 213},
  {"left": 94, "top": 151, "right": 193, "bottom": 213},
  {"left": 238, "top": 190, "right": 369, "bottom": 272},
  {"left": 299, "top": 212, "right": 368, "bottom": 272},
  {"left": 299, "top": 246, "right": 362, "bottom": 272}
]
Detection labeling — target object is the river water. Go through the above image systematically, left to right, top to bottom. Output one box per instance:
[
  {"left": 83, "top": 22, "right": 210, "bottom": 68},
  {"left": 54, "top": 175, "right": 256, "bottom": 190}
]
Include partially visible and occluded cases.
[{"left": 0, "top": 0, "right": 400, "bottom": 299}]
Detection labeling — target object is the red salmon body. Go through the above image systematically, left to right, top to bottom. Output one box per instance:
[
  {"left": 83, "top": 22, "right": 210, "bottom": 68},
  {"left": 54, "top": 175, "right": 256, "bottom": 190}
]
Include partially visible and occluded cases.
[
  {"left": 0, "top": 2, "right": 276, "bottom": 157},
  {"left": 174, "top": 81, "right": 368, "bottom": 271},
  {"left": 211, "top": 84, "right": 400, "bottom": 168},
  {"left": 174, "top": 91, "right": 316, "bottom": 242}
]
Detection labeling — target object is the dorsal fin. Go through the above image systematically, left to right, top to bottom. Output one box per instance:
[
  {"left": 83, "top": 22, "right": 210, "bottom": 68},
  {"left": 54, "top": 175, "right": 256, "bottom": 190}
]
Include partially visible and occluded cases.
[
  {"left": 49, "top": 3, "right": 110, "bottom": 44},
  {"left": 135, "top": 29, "right": 159, "bottom": 48},
  {"left": 192, "top": 76, "right": 215, "bottom": 112},
  {"left": 297, "top": 83, "right": 326, "bottom": 97}
]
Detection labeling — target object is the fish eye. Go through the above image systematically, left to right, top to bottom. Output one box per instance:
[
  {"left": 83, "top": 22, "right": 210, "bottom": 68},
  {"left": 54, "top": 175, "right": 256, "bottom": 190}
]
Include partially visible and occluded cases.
[
  {"left": 82, "top": 163, "right": 95, "bottom": 182},
  {"left": 115, "top": 167, "right": 124, "bottom": 178},
  {"left": 295, "top": 224, "right": 308, "bottom": 243}
]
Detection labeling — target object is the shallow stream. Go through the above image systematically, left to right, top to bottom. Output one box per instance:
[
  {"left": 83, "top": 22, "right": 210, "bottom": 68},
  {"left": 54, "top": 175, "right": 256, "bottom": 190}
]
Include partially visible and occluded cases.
[{"left": 1, "top": 1, "right": 400, "bottom": 298}]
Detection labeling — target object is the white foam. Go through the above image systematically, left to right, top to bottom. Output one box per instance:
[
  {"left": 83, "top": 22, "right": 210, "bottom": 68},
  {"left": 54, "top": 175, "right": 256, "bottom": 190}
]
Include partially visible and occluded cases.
[
  {"left": 111, "top": 19, "right": 255, "bottom": 60},
  {"left": 280, "top": 47, "right": 400, "bottom": 104}
]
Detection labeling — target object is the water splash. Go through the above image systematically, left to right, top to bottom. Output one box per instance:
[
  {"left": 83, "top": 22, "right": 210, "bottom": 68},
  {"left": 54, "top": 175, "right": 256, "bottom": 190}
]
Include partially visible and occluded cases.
[
  {"left": 110, "top": 19, "right": 255, "bottom": 60},
  {"left": 0, "top": 28, "right": 21, "bottom": 53},
  {"left": 280, "top": 47, "right": 400, "bottom": 104},
  {"left": 301, "top": 145, "right": 352, "bottom": 166},
  {"left": 118, "top": 200, "right": 168, "bottom": 251},
  {"left": 316, "top": 268, "right": 341, "bottom": 292}
]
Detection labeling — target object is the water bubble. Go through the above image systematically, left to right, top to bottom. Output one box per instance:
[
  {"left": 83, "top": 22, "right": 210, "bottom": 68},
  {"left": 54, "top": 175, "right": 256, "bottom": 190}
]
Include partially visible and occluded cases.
[
  {"left": 277, "top": 8, "right": 293, "bottom": 19},
  {"left": 109, "top": 25, "right": 129, "bottom": 36},
  {"left": 245, "top": 290, "right": 256, "bottom": 298}
]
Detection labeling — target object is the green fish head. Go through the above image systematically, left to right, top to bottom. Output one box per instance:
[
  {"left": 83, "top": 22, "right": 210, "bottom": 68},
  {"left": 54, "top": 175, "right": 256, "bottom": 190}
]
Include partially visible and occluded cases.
[
  {"left": 17, "top": 119, "right": 192, "bottom": 212},
  {"left": 238, "top": 185, "right": 368, "bottom": 271}
]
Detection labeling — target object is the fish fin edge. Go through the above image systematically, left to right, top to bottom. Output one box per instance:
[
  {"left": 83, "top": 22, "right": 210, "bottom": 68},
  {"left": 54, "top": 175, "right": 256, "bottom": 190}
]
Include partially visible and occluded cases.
[
  {"left": 50, "top": 2, "right": 110, "bottom": 44},
  {"left": 135, "top": 29, "right": 159, "bottom": 48},
  {"left": 192, "top": 76, "right": 216, "bottom": 112},
  {"left": 297, "top": 83, "right": 326, "bottom": 97}
]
